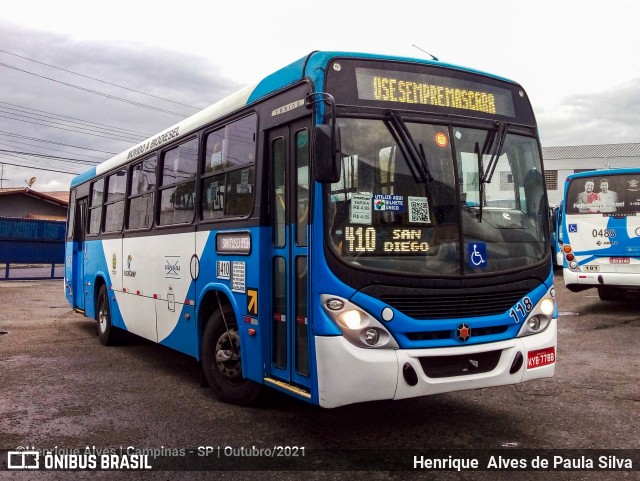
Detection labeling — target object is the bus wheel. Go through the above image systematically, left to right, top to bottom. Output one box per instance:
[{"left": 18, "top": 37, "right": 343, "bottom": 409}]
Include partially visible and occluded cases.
[
  {"left": 96, "top": 285, "right": 117, "bottom": 345},
  {"left": 201, "top": 306, "right": 262, "bottom": 405}
]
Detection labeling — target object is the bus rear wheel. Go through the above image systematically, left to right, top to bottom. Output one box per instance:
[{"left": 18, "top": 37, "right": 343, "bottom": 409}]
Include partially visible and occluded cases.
[
  {"left": 96, "top": 285, "right": 119, "bottom": 345},
  {"left": 201, "top": 305, "right": 262, "bottom": 405}
]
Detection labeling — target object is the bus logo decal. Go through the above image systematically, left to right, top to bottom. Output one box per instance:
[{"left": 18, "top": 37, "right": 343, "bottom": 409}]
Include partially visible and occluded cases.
[
  {"left": 271, "top": 99, "right": 304, "bottom": 117},
  {"left": 124, "top": 254, "right": 136, "bottom": 277},
  {"left": 164, "top": 257, "right": 181, "bottom": 278},
  {"left": 456, "top": 323, "right": 471, "bottom": 342}
]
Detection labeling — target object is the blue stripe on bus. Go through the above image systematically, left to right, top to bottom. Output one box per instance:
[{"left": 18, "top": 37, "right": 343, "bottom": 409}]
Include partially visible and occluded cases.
[{"left": 70, "top": 167, "right": 97, "bottom": 187}]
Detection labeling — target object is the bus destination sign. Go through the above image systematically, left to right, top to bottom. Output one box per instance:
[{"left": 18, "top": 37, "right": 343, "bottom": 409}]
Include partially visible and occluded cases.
[{"left": 355, "top": 67, "right": 515, "bottom": 117}]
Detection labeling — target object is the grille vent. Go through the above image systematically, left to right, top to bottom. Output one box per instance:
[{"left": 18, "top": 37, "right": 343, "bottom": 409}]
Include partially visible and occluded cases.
[{"left": 379, "top": 288, "right": 530, "bottom": 320}]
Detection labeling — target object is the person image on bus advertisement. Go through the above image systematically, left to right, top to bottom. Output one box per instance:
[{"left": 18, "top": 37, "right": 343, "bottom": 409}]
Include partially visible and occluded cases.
[
  {"left": 574, "top": 179, "right": 599, "bottom": 213},
  {"left": 596, "top": 179, "right": 619, "bottom": 212}
]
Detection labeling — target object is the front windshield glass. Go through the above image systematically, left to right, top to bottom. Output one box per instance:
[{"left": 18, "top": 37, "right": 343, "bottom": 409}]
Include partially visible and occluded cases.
[{"left": 326, "top": 117, "right": 547, "bottom": 276}]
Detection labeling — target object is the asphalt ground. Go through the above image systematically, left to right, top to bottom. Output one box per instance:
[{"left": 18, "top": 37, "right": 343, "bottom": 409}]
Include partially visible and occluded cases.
[{"left": 0, "top": 272, "right": 638, "bottom": 481}]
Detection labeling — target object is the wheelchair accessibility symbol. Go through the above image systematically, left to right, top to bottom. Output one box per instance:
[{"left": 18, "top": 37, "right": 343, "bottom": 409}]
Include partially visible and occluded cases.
[{"left": 468, "top": 242, "right": 488, "bottom": 269}]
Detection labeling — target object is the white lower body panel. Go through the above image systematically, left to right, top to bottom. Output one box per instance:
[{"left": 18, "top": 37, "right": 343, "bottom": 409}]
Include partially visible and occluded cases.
[
  {"left": 564, "top": 269, "right": 640, "bottom": 288},
  {"left": 315, "top": 319, "right": 557, "bottom": 408}
]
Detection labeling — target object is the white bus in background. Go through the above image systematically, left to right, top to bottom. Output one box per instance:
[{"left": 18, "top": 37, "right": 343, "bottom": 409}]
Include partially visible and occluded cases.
[{"left": 560, "top": 168, "right": 640, "bottom": 300}]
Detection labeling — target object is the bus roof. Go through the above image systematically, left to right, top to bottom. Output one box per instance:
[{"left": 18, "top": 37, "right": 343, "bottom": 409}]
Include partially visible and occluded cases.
[
  {"left": 71, "top": 51, "right": 519, "bottom": 188},
  {"left": 565, "top": 167, "right": 640, "bottom": 182}
]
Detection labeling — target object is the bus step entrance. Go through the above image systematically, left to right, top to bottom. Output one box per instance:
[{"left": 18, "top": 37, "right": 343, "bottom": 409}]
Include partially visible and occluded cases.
[{"left": 264, "top": 377, "right": 311, "bottom": 399}]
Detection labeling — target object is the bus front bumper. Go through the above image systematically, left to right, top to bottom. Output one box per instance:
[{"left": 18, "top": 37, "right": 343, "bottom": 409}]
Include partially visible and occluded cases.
[{"left": 315, "top": 319, "right": 557, "bottom": 408}]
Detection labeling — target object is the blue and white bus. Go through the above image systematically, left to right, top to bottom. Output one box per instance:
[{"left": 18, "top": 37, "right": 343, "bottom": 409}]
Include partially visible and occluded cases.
[
  {"left": 65, "top": 51, "right": 557, "bottom": 408},
  {"left": 560, "top": 168, "right": 640, "bottom": 300},
  {"left": 549, "top": 203, "right": 563, "bottom": 267}
]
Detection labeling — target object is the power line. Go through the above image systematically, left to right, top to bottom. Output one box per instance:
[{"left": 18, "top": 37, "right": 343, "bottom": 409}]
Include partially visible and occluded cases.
[
  {"left": 0, "top": 48, "right": 203, "bottom": 110},
  {"left": 0, "top": 62, "right": 190, "bottom": 117},
  {"left": 0, "top": 101, "right": 154, "bottom": 138},
  {"left": 0, "top": 108, "right": 143, "bottom": 143},
  {"left": 0, "top": 113, "right": 143, "bottom": 143},
  {"left": 0, "top": 130, "right": 117, "bottom": 155},
  {"left": 0, "top": 135, "right": 107, "bottom": 161},
  {"left": 0, "top": 149, "right": 100, "bottom": 165},
  {"left": 0, "top": 150, "right": 89, "bottom": 174},
  {"left": 0, "top": 159, "right": 81, "bottom": 175}
]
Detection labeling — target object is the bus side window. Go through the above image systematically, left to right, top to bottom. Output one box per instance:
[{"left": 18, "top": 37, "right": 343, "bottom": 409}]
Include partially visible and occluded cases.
[
  {"left": 201, "top": 114, "right": 256, "bottom": 221},
  {"left": 158, "top": 138, "right": 198, "bottom": 226},
  {"left": 127, "top": 156, "right": 156, "bottom": 230},
  {"left": 103, "top": 168, "right": 127, "bottom": 233},
  {"left": 88, "top": 178, "right": 104, "bottom": 235}
]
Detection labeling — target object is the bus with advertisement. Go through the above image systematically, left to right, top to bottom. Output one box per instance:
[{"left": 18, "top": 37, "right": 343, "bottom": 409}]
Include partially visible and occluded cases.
[
  {"left": 65, "top": 51, "right": 557, "bottom": 408},
  {"left": 560, "top": 168, "right": 640, "bottom": 300}
]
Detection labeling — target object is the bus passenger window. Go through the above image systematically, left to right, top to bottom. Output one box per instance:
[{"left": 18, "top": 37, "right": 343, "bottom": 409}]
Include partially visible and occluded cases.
[
  {"left": 201, "top": 114, "right": 256, "bottom": 221},
  {"left": 159, "top": 138, "right": 197, "bottom": 226},
  {"left": 127, "top": 156, "right": 156, "bottom": 230},
  {"left": 103, "top": 168, "right": 127, "bottom": 233},
  {"left": 88, "top": 178, "right": 104, "bottom": 235}
]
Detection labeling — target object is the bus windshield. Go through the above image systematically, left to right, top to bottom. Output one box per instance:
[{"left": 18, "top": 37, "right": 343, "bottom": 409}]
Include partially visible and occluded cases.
[{"left": 326, "top": 117, "right": 547, "bottom": 275}]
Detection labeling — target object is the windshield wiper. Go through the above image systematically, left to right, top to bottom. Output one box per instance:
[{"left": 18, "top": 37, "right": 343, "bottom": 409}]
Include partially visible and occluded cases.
[
  {"left": 385, "top": 111, "right": 433, "bottom": 183},
  {"left": 481, "top": 121, "right": 509, "bottom": 184},
  {"left": 475, "top": 141, "right": 484, "bottom": 222}
]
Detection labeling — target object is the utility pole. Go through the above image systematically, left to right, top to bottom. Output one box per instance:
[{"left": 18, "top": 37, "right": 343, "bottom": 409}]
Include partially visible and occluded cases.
[{"left": 0, "top": 163, "right": 6, "bottom": 188}]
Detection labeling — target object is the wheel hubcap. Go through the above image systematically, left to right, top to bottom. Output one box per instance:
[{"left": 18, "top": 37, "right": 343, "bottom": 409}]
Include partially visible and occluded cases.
[
  {"left": 98, "top": 305, "right": 107, "bottom": 333},
  {"left": 215, "top": 329, "right": 241, "bottom": 381}
]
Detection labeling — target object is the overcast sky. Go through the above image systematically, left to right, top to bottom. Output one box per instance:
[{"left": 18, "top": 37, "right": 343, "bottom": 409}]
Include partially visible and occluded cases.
[{"left": 1, "top": 0, "right": 639, "bottom": 191}]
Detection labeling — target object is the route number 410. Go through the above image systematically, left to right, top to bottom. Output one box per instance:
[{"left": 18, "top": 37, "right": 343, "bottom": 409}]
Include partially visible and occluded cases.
[{"left": 509, "top": 297, "right": 533, "bottom": 324}]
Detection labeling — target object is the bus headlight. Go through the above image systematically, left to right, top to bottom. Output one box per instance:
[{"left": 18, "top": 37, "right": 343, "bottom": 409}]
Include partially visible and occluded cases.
[
  {"left": 517, "top": 287, "right": 555, "bottom": 337},
  {"left": 321, "top": 294, "right": 399, "bottom": 349},
  {"left": 540, "top": 298, "right": 554, "bottom": 316},
  {"left": 339, "top": 310, "right": 363, "bottom": 329},
  {"left": 518, "top": 313, "right": 551, "bottom": 336},
  {"left": 527, "top": 316, "right": 541, "bottom": 331},
  {"left": 364, "top": 328, "right": 380, "bottom": 346}
]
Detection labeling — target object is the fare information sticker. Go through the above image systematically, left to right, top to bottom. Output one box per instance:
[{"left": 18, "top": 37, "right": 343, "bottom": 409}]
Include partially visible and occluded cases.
[{"left": 349, "top": 193, "right": 372, "bottom": 224}]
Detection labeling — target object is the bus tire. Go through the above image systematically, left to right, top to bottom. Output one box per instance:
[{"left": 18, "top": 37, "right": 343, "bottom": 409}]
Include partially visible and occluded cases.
[
  {"left": 96, "top": 284, "right": 118, "bottom": 345},
  {"left": 201, "top": 306, "right": 262, "bottom": 405}
]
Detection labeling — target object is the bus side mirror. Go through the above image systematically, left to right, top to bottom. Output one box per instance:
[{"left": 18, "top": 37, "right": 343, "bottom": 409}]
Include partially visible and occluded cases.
[{"left": 314, "top": 125, "right": 341, "bottom": 183}]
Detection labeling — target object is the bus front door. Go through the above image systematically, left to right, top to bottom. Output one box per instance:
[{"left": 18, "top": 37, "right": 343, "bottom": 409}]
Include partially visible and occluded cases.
[
  {"left": 268, "top": 122, "right": 312, "bottom": 393},
  {"left": 72, "top": 197, "right": 88, "bottom": 311}
]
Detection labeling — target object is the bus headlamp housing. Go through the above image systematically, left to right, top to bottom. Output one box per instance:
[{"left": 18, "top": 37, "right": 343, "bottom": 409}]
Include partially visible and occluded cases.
[
  {"left": 517, "top": 287, "right": 556, "bottom": 337},
  {"left": 321, "top": 295, "right": 399, "bottom": 349}
]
